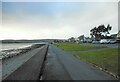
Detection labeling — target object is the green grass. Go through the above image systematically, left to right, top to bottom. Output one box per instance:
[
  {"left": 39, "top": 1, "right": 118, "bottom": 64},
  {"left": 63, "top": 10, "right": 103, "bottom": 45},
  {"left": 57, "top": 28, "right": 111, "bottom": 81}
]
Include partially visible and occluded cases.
[
  {"left": 54, "top": 42, "right": 105, "bottom": 51},
  {"left": 74, "top": 48, "right": 118, "bottom": 76}
]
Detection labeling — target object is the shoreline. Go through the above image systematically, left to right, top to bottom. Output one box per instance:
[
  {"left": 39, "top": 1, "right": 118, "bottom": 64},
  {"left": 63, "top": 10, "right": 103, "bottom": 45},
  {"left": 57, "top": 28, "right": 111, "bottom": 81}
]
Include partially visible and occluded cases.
[{"left": 0, "top": 44, "right": 45, "bottom": 60}]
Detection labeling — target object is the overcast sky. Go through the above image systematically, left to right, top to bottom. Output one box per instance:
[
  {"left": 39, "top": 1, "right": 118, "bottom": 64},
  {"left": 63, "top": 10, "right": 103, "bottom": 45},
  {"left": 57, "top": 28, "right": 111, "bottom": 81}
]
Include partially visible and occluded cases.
[{"left": 1, "top": 1, "right": 118, "bottom": 40}]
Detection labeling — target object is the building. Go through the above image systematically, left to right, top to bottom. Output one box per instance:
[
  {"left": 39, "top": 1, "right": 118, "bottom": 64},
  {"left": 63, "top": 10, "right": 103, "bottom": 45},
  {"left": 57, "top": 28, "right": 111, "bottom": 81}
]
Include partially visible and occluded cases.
[{"left": 117, "top": 30, "right": 120, "bottom": 39}]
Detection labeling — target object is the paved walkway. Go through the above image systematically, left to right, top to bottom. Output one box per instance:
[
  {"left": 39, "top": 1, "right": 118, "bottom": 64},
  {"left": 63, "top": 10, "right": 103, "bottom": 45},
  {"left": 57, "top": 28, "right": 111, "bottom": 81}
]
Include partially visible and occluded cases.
[{"left": 2, "top": 45, "right": 48, "bottom": 81}]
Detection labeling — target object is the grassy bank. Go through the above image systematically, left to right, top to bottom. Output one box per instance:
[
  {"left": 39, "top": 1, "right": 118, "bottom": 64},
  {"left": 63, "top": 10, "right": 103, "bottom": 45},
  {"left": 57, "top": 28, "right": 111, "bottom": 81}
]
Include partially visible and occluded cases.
[
  {"left": 54, "top": 43, "right": 105, "bottom": 51},
  {"left": 74, "top": 48, "right": 118, "bottom": 76}
]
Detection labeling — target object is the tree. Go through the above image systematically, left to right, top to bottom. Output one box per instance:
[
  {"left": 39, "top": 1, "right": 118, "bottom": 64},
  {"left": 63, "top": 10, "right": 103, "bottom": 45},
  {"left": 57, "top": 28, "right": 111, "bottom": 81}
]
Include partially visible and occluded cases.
[{"left": 90, "top": 24, "right": 112, "bottom": 40}]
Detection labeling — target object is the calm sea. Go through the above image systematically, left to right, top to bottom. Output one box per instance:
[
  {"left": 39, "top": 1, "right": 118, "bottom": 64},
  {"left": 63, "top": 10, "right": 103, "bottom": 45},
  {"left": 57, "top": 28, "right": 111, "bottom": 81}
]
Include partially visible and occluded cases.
[{"left": 0, "top": 43, "right": 34, "bottom": 51}]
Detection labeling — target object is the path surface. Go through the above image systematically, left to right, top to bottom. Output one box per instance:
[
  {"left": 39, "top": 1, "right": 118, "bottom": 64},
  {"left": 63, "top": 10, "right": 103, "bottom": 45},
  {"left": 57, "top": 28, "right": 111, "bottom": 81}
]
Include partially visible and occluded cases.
[
  {"left": 2, "top": 44, "right": 117, "bottom": 80},
  {"left": 2, "top": 45, "right": 48, "bottom": 80},
  {"left": 43, "top": 45, "right": 116, "bottom": 80},
  {"left": 2, "top": 47, "right": 43, "bottom": 80}
]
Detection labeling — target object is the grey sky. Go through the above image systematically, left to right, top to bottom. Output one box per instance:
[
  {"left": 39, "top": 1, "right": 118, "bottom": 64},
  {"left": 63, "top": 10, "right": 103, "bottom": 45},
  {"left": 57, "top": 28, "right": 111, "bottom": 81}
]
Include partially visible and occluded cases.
[{"left": 1, "top": 1, "right": 118, "bottom": 40}]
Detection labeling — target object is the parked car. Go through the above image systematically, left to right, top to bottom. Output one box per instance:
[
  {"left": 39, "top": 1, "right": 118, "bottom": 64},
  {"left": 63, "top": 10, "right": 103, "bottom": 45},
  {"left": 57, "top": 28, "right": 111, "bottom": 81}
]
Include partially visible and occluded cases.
[
  {"left": 100, "top": 39, "right": 110, "bottom": 44},
  {"left": 109, "top": 39, "right": 116, "bottom": 44},
  {"left": 92, "top": 40, "right": 100, "bottom": 44},
  {"left": 116, "top": 40, "right": 120, "bottom": 43}
]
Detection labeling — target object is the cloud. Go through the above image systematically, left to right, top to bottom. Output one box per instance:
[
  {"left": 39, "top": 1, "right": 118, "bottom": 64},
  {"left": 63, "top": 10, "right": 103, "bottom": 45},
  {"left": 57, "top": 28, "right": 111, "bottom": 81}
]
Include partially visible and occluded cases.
[{"left": 1, "top": 2, "right": 118, "bottom": 39}]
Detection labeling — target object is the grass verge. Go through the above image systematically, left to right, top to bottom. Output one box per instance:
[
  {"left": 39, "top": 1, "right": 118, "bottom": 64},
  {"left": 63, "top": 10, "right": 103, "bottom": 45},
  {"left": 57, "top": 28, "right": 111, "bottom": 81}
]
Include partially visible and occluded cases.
[
  {"left": 54, "top": 42, "right": 105, "bottom": 51},
  {"left": 74, "top": 48, "right": 118, "bottom": 76}
]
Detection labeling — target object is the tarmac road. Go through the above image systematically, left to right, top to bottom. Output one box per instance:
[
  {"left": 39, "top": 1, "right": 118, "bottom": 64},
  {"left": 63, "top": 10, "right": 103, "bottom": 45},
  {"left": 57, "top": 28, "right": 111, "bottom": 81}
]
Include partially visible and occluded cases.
[{"left": 42, "top": 45, "right": 117, "bottom": 80}]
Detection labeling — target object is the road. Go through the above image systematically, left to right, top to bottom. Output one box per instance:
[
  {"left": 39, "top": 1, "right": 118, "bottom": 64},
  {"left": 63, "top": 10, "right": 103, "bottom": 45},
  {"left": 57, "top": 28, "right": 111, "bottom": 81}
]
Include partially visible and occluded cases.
[{"left": 42, "top": 45, "right": 117, "bottom": 80}]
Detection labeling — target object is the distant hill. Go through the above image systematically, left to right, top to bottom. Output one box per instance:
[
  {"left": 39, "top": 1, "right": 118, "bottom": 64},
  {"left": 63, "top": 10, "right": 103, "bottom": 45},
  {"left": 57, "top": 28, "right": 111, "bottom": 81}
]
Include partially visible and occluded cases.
[{"left": 1, "top": 39, "right": 66, "bottom": 43}]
